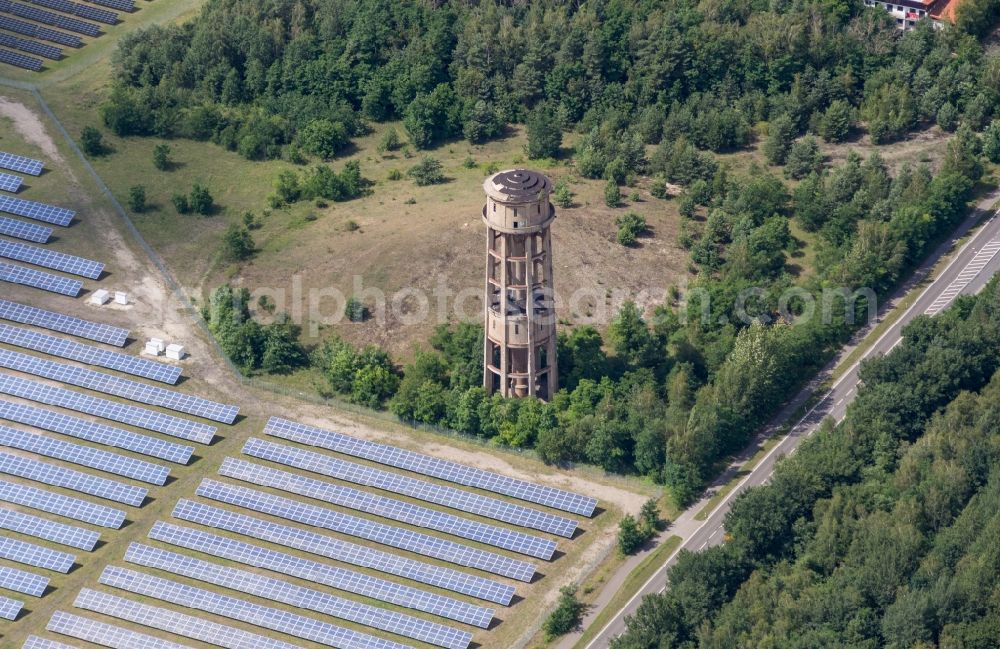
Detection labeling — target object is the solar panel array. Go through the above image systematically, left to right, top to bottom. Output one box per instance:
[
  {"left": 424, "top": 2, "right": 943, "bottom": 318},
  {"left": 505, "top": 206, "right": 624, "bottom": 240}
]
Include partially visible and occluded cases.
[
  {"left": 29, "top": 0, "right": 116, "bottom": 24},
  {"left": 88, "top": 0, "right": 132, "bottom": 11},
  {"left": 2, "top": 1, "right": 101, "bottom": 37},
  {"left": 0, "top": 15, "right": 82, "bottom": 47},
  {"left": 0, "top": 30, "right": 62, "bottom": 59},
  {"left": 0, "top": 46, "right": 41, "bottom": 70},
  {"left": 0, "top": 150, "right": 43, "bottom": 176},
  {"left": 0, "top": 171, "right": 23, "bottom": 192},
  {"left": 0, "top": 194, "right": 74, "bottom": 226},
  {"left": 0, "top": 215, "right": 51, "bottom": 243},
  {"left": 0, "top": 239, "right": 104, "bottom": 278},
  {"left": 0, "top": 260, "right": 81, "bottom": 296},
  {"left": 0, "top": 299, "right": 129, "bottom": 346},
  {"left": 0, "top": 323, "right": 179, "bottom": 383},
  {"left": 0, "top": 348, "right": 238, "bottom": 423},
  {"left": 0, "top": 373, "right": 216, "bottom": 443},
  {"left": 0, "top": 398, "right": 194, "bottom": 464},
  {"left": 265, "top": 417, "right": 598, "bottom": 516},
  {"left": 0, "top": 423, "right": 169, "bottom": 484},
  {"left": 245, "top": 437, "right": 577, "bottom": 538},
  {"left": 0, "top": 451, "right": 147, "bottom": 506},
  {"left": 222, "top": 456, "right": 557, "bottom": 560},
  {"left": 0, "top": 478, "right": 125, "bottom": 528},
  {"left": 198, "top": 478, "right": 537, "bottom": 582},
  {"left": 0, "top": 506, "right": 99, "bottom": 550},
  {"left": 154, "top": 517, "right": 498, "bottom": 626},
  {"left": 0, "top": 535, "right": 75, "bottom": 572},
  {"left": 126, "top": 542, "right": 471, "bottom": 649},
  {"left": 0, "top": 563, "right": 48, "bottom": 596},
  {"left": 100, "top": 565, "right": 415, "bottom": 649},
  {"left": 74, "top": 588, "right": 306, "bottom": 649},
  {"left": 0, "top": 593, "right": 23, "bottom": 619},
  {"left": 46, "top": 611, "right": 194, "bottom": 649},
  {"left": 23, "top": 635, "right": 79, "bottom": 649}
]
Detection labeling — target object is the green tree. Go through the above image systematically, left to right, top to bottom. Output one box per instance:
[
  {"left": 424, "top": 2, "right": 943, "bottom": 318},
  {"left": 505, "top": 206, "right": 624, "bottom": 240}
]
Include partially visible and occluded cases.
[
  {"left": 404, "top": 84, "right": 461, "bottom": 149},
  {"left": 462, "top": 100, "right": 502, "bottom": 144},
  {"left": 818, "top": 100, "right": 855, "bottom": 143},
  {"left": 937, "top": 102, "right": 959, "bottom": 132},
  {"left": 526, "top": 103, "right": 562, "bottom": 159},
  {"left": 763, "top": 114, "right": 796, "bottom": 165},
  {"left": 298, "top": 119, "right": 349, "bottom": 159},
  {"left": 982, "top": 120, "right": 1000, "bottom": 163},
  {"left": 80, "top": 127, "right": 106, "bottom": 157},
  {"left": 377, "top": 128, "right": 401, "bottom": 153},
  {"left": 784, "top": 136, "right": 823, "bottom": 180},
  {"left": 152, "top": 143, "right": 172, "bottom": 170},
  {"left": 408, "top": 157, "right": 445, "bottom": 186},
  {"left": 553, "top": 179, "right": 573, "bottom": 208},
  {"left": 604, "top": 179, "right": 621, "bottom": 207},
  {"left": 189, "top": 184, "right": 214, "bottom": 215},
  {"left": 127, "top": 185, "right": 147, "bottom": 213},
  {"left": 171, "top": 194, "right": 190, "bottom": 214},
  {"left": 616, "top": 211, "right": 648, "bottom": 246},
  {"left": 222, "top": 224, "right": 255, "bottom": 261},
  {"left": 345, "top": 296, "right": 368, "bottom": 322},
  {"left": 609, "top": 302, "right": 656, "bottom": 368},
  {"left": 618, "top": 514, "right": 646, "bottom": 555},
  {"left": 543, "top": 586, "right": 584, "bottom": 638}
]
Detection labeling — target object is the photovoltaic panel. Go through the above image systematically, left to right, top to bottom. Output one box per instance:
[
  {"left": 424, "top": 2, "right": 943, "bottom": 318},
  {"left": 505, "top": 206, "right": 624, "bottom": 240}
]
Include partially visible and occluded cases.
[
  {"left": 29, "top": 0, "right": 116, "bottom": 24},
  {"left": 85, "top": 0, "right": 130, "bottom": 11},
  {"left": 4, "top": 1, "right": 100, "bottom": 37},
  {"left": 0, "top": 15, "right": 82, "bottom": 47},
  {"left": 0, "top": 31, "right": 62, "bottom": 59},
  {"left": 0, "top": 46, "right": 41, "bottom": 70},
  {"left": 0, "top": 150, "right": 42, "bottom": 176},
  {"left": 0, "top": 171, "right": 23, "bottom": 192},
  {"left": 0, "top": 195, "right": 74, "bottom": 226},
  {"left": 0, "top": 215, "right": 52, "bottom": 243},
  {"left": 0, "top": 240, "right": 104, "bottom": 279},
  {"left": 0, "top": 261, "right": 81, "bottom": 296},
  {"left": 0, "top": 299, "right": 129, "bottom": 346},
  {"left": 0, "top": 323, "right": 180, "bottom": 384},
  {"left": 0, "top": 348, "right": 238, "bottom": 424},
  {"left": 0, "top": 373, "right": 216, "bottom": 443},
  {"left": 0, "top": 398, "right": 194, "bottom": 465},
  {"left": 266, "top": 417, "right": 598, "bottom": 517},
  {"left": 0, "top": 424, "right": 170, "bottom": 485},
  {"left": 245, "top": 437, "right": 576, "bottom": 538},
  {"left": 0, "top": 450, "right": 147, "bottom": 506},
  {"left": 222, "top": 456, "right": 557, "bottom": 560},
  {"left": 0, "top": 478, "right": 124, "bottom": 527},
  {"left": 198, "top": 479, "right": 537, "bottom": 582},
  {"left": 170, "top": 501, "right": 512, "bottom": 609},
  {"left": 0, "top": 506, "right": 99, "bottom": 550},
  {"left": 151, "top": 520, "right": 496, "bottom": 628},
  {"left": 0, "top": 535, "right": 75, "bottom": 572},
  {"left": 126, "top": 543, "right": 471, "bottom": 649},
  {"left": 0, "top": 564, "right": 48, "bottom": 596},
  {"left": 99, "top": 566, "right": 414, "bottom": 649},
  {"left": 73, "top": 588, "right": 307, "bottom": 649},
  {"left": 0, "top": 593, "right": 22, "bottom": 619},
  {"left": 47, "top": 611, "right": 194, "bottom": 649},
  {"left": 23, "top": 635, "right": 80, "bottom": 649}
]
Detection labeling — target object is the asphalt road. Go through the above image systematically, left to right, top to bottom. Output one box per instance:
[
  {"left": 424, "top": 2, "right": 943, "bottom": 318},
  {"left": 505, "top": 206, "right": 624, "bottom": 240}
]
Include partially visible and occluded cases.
[{"left": 582, "top": 189, "right": 1000, "bottom": 649}]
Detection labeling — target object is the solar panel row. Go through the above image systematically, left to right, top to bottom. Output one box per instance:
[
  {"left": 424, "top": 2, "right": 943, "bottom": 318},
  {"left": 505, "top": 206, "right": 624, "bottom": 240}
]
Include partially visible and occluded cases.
[
  {"left": 29, "top": 0, "right": 116, "bottom": 24},
  {"left": 84, "top": 0, "right": 131, "bottom": 12},
  {"left": 4, "top": 1, "right": 101, "bottom": 37},
  {"left": 0, "top": 15, "right": 82, "bottom": 47},
  {"left": 0, "top": 29, "right": 62, "bottom": 59},
  {"left": 0, "top": 46, "right": 41, "bottom": 70},
  {"left": 0, "top": 150, "right": 43, "bottom": 176},
  {"left": 0, "top": 171, "right": 23, "bottom": 192},
  {"left": 0, "top": 194, "right": 74, "bottom": 226},
  {"left": 0, "top": 215, "right": 52, "bottom": 243},
  {"left": 0, "top": 239, "right": 104, "bottom": 279},
  {"left": 0, "top": 260, "right": 81, "bottom": 296},
  {"left": 0, "top": 299, "right": 129, "bottom": 346},
  {"left": 0, "top": 323, "right": 180, "bottom": 383},
  {"left": 0, "top": 348, "right": 238, "bottom": 424},
  {"left": 0, "top": 373, "right": 216, "bottom": 443},
  {"left": 0, "top": 398, "right": 194, "bottom": 464},
  {"left": 265, "top": 417, "right": 598, "bottom": 517},
  {"left": 0, "top": 423, "right": 170, "bottom": 485},
  {"left": 245, "top": 437, "right": 576, "bottom": 538},
  {"left": 0, "top": 450, "right": 147, "bottom": 506},
  {"left": 223, "top": 456, "right": 557, "bottom": 560},
  {"left": 0, "top": 478, "right": 125, "bottom": 528},
  {"left": 198, "top": 479, "right": 537, "bottom": 582},
  {"left": 0, "top": 506, "right": 99, "bottom": 550},
  {"left": 153, "top": 519, "right": 497, "bottom": 627},
  {"left": 0, "top": 535, "right": 75, "bottom": 572},
  {"left": 126, "top": 543, "right": 471, "bottom": 649},
  {"left": 0, "top": 563, "right": 48, "bottom": 596},
  {"left": 99, "top": 566, "right": 414, "bottom": 649},
  {"left": 74, "top": 588, "right": 306, "bottom": 649},
  {"left": 0, "top": 593, "right": 23, "bottom": 619},
  {"left": 46, "top": 611, "right": 194, "bottom": 649},
  {"left": 23, "top": 635, "right": 79, "bottom": 649}
]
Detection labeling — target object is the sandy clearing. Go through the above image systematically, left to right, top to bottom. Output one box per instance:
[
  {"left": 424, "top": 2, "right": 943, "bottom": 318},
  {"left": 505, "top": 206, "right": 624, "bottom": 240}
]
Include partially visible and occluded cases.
[{"left": 0, "top": 96, "right": 68, "bottom": 171}]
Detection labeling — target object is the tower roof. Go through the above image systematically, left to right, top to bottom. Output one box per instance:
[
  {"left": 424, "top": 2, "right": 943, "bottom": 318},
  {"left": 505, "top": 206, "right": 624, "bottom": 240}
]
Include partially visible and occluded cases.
[{"left": 484, "top": 169, "right": 552, "bottom": 204}]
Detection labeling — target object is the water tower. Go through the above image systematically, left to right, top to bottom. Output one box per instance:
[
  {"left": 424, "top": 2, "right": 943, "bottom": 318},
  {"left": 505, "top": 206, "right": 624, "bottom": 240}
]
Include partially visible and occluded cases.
[{"left": 482, "top": 169, "right": 558, "bottom": 400}]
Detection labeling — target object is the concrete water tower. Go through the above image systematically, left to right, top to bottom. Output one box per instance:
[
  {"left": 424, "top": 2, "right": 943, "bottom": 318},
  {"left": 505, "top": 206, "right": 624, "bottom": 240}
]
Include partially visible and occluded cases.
[{"left": 482, "top": 169, "right": 558, "bottom": 400}]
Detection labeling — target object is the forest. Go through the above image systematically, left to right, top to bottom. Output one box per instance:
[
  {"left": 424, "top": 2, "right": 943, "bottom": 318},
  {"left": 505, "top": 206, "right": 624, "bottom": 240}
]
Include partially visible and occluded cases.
[
  {"left": 108, "top": 0, "right": 1000, "bottom": 502},
  {"left": 611, "top": 277, "right": 1000, "bottom": 648}
]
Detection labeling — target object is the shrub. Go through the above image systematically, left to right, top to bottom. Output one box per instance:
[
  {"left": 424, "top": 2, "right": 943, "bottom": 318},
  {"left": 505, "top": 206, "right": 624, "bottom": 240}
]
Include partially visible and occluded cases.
[
  {"left": 298, "top": 119, "right": 349, "bottom": 159},
  {"left": 80, "top": 127, "right": 106, "bottom": 157},
  {"left": 377, "top": 127, "right": 401, "bottom": 153},
  {"left": 152, "top": 143, "right": 172, "bottom": 170},
  {"left": 462, "top": 156, "right": 477, "bottom": 169},
  {"left": 408, "top": 157, "right": 445, "bottom": 186},
  {"left": 387, "top": 168, "right": 402, "bottom": 181},
  {"left": 650, "top": 176, "right": 668, "bottom": 199},
  {"left": 553, "top": 179, "right": 573, "bottom": 208},
  {"left": 604, "top": 179, "right": 621, "bottom": 207},
  {"left": 189, "top": 183, "right": 214, "bottom": 215},
  {"left": 127, "top": 185, "right": 147, "bottom": 213},
  {"left": 171, "top": 193, "right": 190, "bottom": 214},
  {"left": 242, "top": 211, "right": 260, "bottom": 229},
  {"left": 615, "top": 211, "right": 648, "bottom": 246},
  {"left": 222, "top": 224, "right": 255, "bottom": 261},
  {"left": 345, "top": 296, "right": 369, "bottom": 322},
  {"left": 617, "top": 514, "right": 646, "bottom": 554},
  {"left": 543, "top": 586, "right": 584, "bottom": 638}
]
